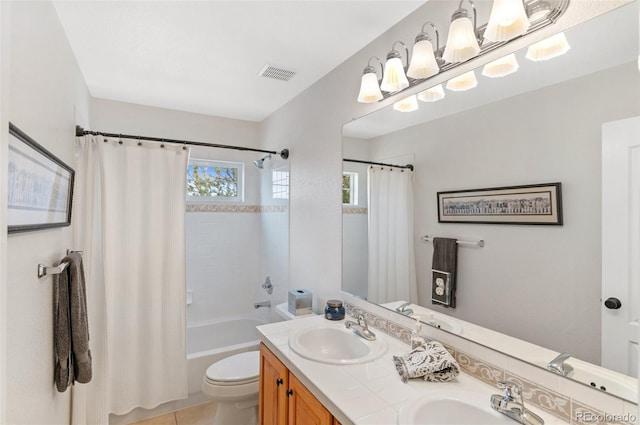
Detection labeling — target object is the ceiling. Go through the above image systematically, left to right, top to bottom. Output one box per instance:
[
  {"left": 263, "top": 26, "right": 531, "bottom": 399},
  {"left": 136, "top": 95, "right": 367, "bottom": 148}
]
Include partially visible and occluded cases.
[{"left": 52, "top": 1, "right": 425, "bottom": 123}]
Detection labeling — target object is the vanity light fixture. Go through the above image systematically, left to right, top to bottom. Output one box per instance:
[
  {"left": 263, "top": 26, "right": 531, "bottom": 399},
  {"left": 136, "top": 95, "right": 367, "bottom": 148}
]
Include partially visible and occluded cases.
[
  {"left": 442, "top": 0, "right": 481, "bottom": 63},
  {"left": 484, "top": 0, "right": 531, "bottom": 42},
  {"left": 526, "top": 0, "right": 553, "bottom": 22},
  {"left": 407, "top": 22, "right": 442, "bottom": 79},
  {"left": 525, "top": 32, "right": 570, "bottom": 61},
  {"left": 381, "top": 41, "right": 410, "bottom": 93},
  {"left": 482, "top": 53, "right": 519, "bottom": 78},
  {"left": 357, "top": 56, "right": 384, "bottom": 103},
  {"left": 446, "top": 70, "right": 478, "bottom": 91},
  {"left": 418, "top": 84, "right": 445, "bottom": 102},
  {"left": 393, "top": 95, "right": 419, "bottom": 112}
]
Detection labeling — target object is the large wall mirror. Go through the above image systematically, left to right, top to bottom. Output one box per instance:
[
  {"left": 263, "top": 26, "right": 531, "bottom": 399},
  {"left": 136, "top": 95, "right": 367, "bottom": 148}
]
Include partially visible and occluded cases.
[{"left": 342, "top": 0, "right": 639, "bottom": 403}]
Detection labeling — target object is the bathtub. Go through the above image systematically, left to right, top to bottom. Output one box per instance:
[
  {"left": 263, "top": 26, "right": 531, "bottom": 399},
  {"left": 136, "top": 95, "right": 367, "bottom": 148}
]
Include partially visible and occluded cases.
[{"left": 187, "top": 314, "right": 280, "bottom": 395}]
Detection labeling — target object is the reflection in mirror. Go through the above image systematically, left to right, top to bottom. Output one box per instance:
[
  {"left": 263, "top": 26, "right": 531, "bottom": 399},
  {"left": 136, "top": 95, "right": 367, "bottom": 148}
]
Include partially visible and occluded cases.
[{"left": 342, "top": 1, "right": 639, "bottom": 402}]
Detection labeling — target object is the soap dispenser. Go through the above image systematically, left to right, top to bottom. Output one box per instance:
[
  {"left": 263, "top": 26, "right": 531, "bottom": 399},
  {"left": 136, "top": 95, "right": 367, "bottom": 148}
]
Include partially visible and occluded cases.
[{"left": 410, "top": 316, "right": 426, "bottom": 350}]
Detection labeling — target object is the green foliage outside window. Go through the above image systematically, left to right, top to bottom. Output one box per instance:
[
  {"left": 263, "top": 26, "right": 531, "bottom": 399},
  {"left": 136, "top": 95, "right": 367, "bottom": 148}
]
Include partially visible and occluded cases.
[{"left": 187, "top": 163, "right": 238, "bottom": 197}]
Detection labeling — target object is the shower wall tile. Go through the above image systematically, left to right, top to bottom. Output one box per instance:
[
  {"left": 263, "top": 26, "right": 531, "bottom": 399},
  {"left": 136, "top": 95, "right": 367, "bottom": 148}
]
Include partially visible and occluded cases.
[{"left": 186, "top": 211, "right": 260, "bottom": 324}]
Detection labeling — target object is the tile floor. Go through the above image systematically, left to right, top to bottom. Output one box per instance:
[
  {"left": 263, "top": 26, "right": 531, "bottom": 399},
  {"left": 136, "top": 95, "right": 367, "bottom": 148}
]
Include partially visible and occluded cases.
[{"left": 128, "top": 402, "right": 217, "bottom": 425}]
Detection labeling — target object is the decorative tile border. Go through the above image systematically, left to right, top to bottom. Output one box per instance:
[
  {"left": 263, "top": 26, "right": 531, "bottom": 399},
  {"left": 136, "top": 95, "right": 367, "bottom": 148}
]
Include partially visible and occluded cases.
[
  {"left": 186, "top": 203, "right": 288, "bottom": 213},
  {"left": 342, "top": 207, "right": 367, "bottom": 214},
  {"left": 345, "top": 301, "right": 638, "bottom": 425},
  {"left": 456, "top": 351, "right": 504, "bottom": 387},
  {"left": 505, "top": 372, "right": 571, "bottom": 422}
]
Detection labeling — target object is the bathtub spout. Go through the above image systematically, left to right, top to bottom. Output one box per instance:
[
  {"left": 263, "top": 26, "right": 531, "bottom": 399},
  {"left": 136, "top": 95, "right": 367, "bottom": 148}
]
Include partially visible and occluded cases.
[{"left": 254, "top": 301, "right": 271, "bottom": 309}]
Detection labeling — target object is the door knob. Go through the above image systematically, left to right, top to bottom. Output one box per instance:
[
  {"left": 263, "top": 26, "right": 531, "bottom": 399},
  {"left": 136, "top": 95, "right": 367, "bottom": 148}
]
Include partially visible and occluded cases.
[{"left": 604, "top": 297, "right": 622, "bottom": 310}]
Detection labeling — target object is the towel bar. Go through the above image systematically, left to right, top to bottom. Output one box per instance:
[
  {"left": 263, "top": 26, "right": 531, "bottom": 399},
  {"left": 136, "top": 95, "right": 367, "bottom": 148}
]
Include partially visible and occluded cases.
[
  {"left": 421, "top": 235, "right": 485, "bottom": 247},
  {"left": 38, "top": 250, "right": 82, "bottom": 278},
  {"left": 38, "top": 262, "right": 69, "bottom": 278}
]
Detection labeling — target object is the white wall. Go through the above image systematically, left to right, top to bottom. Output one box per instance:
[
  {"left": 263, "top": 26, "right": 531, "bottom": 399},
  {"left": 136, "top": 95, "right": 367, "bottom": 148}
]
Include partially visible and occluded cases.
[
  {"left": 3, "top": 2, "right": 91, "bottom": 424},
  {"left": 366, "top": 62, "right": 640, "bottom": 364}
]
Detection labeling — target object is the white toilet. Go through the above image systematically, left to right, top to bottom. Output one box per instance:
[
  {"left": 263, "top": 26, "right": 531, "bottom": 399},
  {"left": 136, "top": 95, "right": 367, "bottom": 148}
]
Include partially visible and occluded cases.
[{"left": 201, "top": 350, "right": 261, "bottom": 425}]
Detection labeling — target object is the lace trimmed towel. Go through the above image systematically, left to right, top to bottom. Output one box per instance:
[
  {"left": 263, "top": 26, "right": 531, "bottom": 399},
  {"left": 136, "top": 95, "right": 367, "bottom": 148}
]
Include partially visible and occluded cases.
[{"left": 393, "top": 341, "right": 460, "bottom": 383}]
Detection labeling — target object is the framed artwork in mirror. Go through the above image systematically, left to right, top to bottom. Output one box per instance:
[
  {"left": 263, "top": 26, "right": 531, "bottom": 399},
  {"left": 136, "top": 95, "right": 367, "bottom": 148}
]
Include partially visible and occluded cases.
[
  {"left": 7, "top": 123, "right": 74, "bottom": 233},
  {"left": 437, "top": 182, "right": 563, "bottom": 225}
]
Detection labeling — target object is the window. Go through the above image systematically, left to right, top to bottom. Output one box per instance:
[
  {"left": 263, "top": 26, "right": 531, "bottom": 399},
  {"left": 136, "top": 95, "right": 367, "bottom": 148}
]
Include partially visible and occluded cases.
[
  {"left": 187, "top": 159, "right": 244, "bottom": 202},
  {"left": 272, "top": 169, "right": 289, "bottom": 199},
  {"left": 342, "top": 172, "right": 358, "bottom": 205}
]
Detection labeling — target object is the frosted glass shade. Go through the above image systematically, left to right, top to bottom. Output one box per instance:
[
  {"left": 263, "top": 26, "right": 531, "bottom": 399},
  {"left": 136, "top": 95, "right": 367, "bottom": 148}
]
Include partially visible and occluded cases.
[
  {"left": 484, "top": 0, "right": 531, "bottom": 42},
  {"left": 442, "top": 17, "right": 481, "bottom": 63},
  {"left": 526, "top": 32, "right": 570, "bottom": 61},
  {"left": 407, "top": 39, "right": 440, "bottom": 79},
  {"left": 482, "top": 53, "right": 519, "bottom": 78},
  {"left": 381, "top": 57, "right": 409, "bottom": 92},
  {"left": 446, "top": 70, "right": 478, "bottom": 91},
  {"left": 357, "top": 72, "right": 383, "bottom": 103},
  {"left": 417, "top": 84, "right": 445, "bottom": 102},
  {"left": 393, "top": 95, "right": 419, "bottom": 112}
]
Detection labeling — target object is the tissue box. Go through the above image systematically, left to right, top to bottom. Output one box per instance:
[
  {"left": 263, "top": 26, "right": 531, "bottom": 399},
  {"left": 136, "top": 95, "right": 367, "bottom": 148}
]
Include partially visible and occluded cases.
[{"left": 288, "top": 289, "right": 312, "bottom": 315}]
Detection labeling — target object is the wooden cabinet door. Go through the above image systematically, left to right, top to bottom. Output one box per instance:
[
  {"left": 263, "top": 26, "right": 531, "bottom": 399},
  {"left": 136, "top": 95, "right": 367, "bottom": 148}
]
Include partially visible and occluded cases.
[
  {"left": 259, "top": 343, "right": 289, "bottom": 425},
  {"left": 288, "top": 374, "right": 333, "bottom": 425}
]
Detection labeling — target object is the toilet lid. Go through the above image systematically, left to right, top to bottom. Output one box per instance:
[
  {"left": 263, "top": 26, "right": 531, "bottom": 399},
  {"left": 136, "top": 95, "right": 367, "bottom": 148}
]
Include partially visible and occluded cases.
[{"left": 205, "top": 351, "right": 260, "bottom": 383}]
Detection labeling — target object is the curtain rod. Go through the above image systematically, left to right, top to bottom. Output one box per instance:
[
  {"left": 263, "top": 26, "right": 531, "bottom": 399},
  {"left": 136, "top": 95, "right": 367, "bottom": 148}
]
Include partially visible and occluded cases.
[
  {"left": 75, "top": 126, "right": 289, "bottom": 159},
  {"left": 343, "top": 158, "right": 414, "bottom": 171}
]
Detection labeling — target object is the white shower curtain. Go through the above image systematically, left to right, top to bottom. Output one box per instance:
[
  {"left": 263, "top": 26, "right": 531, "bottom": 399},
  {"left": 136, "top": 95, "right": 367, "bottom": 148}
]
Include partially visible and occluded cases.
[
  {"left": 72, "top": 135, "right": 189, "bottom": 424},
  {"left": 367, "top": 166, "right": 417, "bottom": 304}
]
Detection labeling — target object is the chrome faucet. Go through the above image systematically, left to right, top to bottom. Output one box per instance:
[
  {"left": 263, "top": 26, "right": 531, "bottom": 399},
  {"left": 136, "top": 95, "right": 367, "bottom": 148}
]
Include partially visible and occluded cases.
[
  {"left": 254, "top": 300, "right": 271, "bottom": 309},
  {"left": 395, "top": 302, "right": 414, "bottom": 316},
  {"left": 345, "top": 314, "right": 376, "bottom": 341},
  {"left": 547, "top": 353, "right": 573, "bottom": 376},
  {"left": 491, "top": 381, "right": 544, "bottom": 425}
]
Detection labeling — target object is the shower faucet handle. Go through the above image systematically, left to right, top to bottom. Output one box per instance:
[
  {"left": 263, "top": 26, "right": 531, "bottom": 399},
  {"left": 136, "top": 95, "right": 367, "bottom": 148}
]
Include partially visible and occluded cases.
[{"left": 261, "top": 276, "right": 273, "bottom": 294}]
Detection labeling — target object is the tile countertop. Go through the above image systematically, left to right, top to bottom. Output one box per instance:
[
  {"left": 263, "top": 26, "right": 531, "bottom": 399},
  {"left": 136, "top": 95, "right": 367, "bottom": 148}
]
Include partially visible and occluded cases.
[{"left": 257, "top": 315, "right": 567, "bottom": 425}]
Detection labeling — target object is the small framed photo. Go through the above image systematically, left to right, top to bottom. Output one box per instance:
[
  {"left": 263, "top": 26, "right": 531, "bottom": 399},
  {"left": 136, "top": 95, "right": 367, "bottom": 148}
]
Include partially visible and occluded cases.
[
  {"left": 7, "top": 123, "right": 74, "bottom": 233},
  {"left": 437, "top": 183, "right": 562, "bottom": 225}
]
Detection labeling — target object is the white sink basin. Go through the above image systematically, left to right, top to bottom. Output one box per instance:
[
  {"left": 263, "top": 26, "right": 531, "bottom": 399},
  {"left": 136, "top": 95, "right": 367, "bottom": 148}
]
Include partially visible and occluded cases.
[
  {"left": 289, "top": 326, "right": 388, "bottom": 365},
  {"left": 398, "top": 390, "right": 514, "bottom": 425}
]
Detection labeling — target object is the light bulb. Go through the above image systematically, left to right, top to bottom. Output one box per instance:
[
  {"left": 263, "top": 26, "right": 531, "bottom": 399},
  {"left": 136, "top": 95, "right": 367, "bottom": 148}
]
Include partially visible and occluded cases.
[
  {"left": 484, "top": 0, "right": 531, "bottom": 42},
  {"left": 526, "top": 32, "right": 570, "bottom": 61},
  {"left": 407, "top": 39, "right": 440, "bottom": 79},
  {"left": 482, "top": 53, "right": 519, "bottom": 78},
  {"left": 446, "top": 70, "right": 478, "bottom": 91},
  {"left": 357, "top": 72, "right": 383, "bottom": 103},
  {"left": 417, "top": 84, "right": 445, "bottom": 102},
  {"left": 393, "top": 95, "right": 419, "bottom": 112}
]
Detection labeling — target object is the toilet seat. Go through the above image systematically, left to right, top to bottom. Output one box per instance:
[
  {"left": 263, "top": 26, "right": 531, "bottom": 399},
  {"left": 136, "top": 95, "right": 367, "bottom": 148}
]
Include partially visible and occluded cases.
[{"left": 204, "top": 351, "right": 260, "bottom": 386}]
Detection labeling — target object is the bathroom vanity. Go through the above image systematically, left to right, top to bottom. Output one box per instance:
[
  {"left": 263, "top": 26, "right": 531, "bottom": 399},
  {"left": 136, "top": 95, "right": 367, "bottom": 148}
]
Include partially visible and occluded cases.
[
  {"left": 257, "top": 315, "right": 565, "bottom": 425},
  {"left": 259, "top": 343, "right": 340, "bottom": 425}
]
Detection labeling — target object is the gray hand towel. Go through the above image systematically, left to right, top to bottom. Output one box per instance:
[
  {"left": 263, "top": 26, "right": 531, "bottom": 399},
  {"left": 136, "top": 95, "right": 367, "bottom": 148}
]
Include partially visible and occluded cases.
[
  {"left": 431, "top": 237, "right": 458, "bottom": 308},
  {"left": 54, "top": 252, "right": 91, "bottom": 392},
  {"left": 67, "top": 252, "right": 92, "bottom": 384},
  {"left": 54, "top": 263, "right": 72, "bottom": 392},
  {"left": 393, "top": 341, "right": 460, "bottom": 383}
]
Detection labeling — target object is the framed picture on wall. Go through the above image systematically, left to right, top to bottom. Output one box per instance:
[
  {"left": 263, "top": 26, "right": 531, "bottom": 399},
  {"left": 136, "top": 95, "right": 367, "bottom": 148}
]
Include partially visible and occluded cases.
[
  {"left": 7, "top": 123, "right": 75, "bottom": 233},
  {"left": 437, "top": 182, "right": 563, "bottom": 225}
]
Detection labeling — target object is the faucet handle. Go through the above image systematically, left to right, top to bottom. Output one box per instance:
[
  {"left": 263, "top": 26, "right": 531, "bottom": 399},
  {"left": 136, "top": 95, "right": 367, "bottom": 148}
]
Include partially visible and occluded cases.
[{"left": 497, "top": 381, "right": 522, "bottom": 401}]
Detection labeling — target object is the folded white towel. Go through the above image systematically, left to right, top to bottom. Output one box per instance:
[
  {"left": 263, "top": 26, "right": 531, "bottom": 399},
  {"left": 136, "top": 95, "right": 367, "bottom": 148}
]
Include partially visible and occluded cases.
[{"left": 393, "top": 341, "right": 460, "bottom": 383}]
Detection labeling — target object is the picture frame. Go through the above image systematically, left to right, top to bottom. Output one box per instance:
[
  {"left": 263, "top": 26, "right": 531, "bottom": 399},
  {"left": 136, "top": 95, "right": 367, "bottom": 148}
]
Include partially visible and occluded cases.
[
  {"left": 7, "top": 123, "right": 75, "bottom": 233},
  {"left": 437, "top": 182, "right": 562, "bottom": 225}
]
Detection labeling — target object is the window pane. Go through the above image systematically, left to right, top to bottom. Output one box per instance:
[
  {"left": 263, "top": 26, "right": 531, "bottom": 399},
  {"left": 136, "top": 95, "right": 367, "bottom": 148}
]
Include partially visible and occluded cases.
[{"left": 187, "top": 159, "right": 243, "bottom": 202}]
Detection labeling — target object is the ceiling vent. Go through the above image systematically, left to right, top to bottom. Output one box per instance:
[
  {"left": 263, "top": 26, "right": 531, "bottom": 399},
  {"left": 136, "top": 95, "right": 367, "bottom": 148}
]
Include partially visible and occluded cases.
[{"left": 258, "top": 64, "right": 296, "bottom": 82}]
